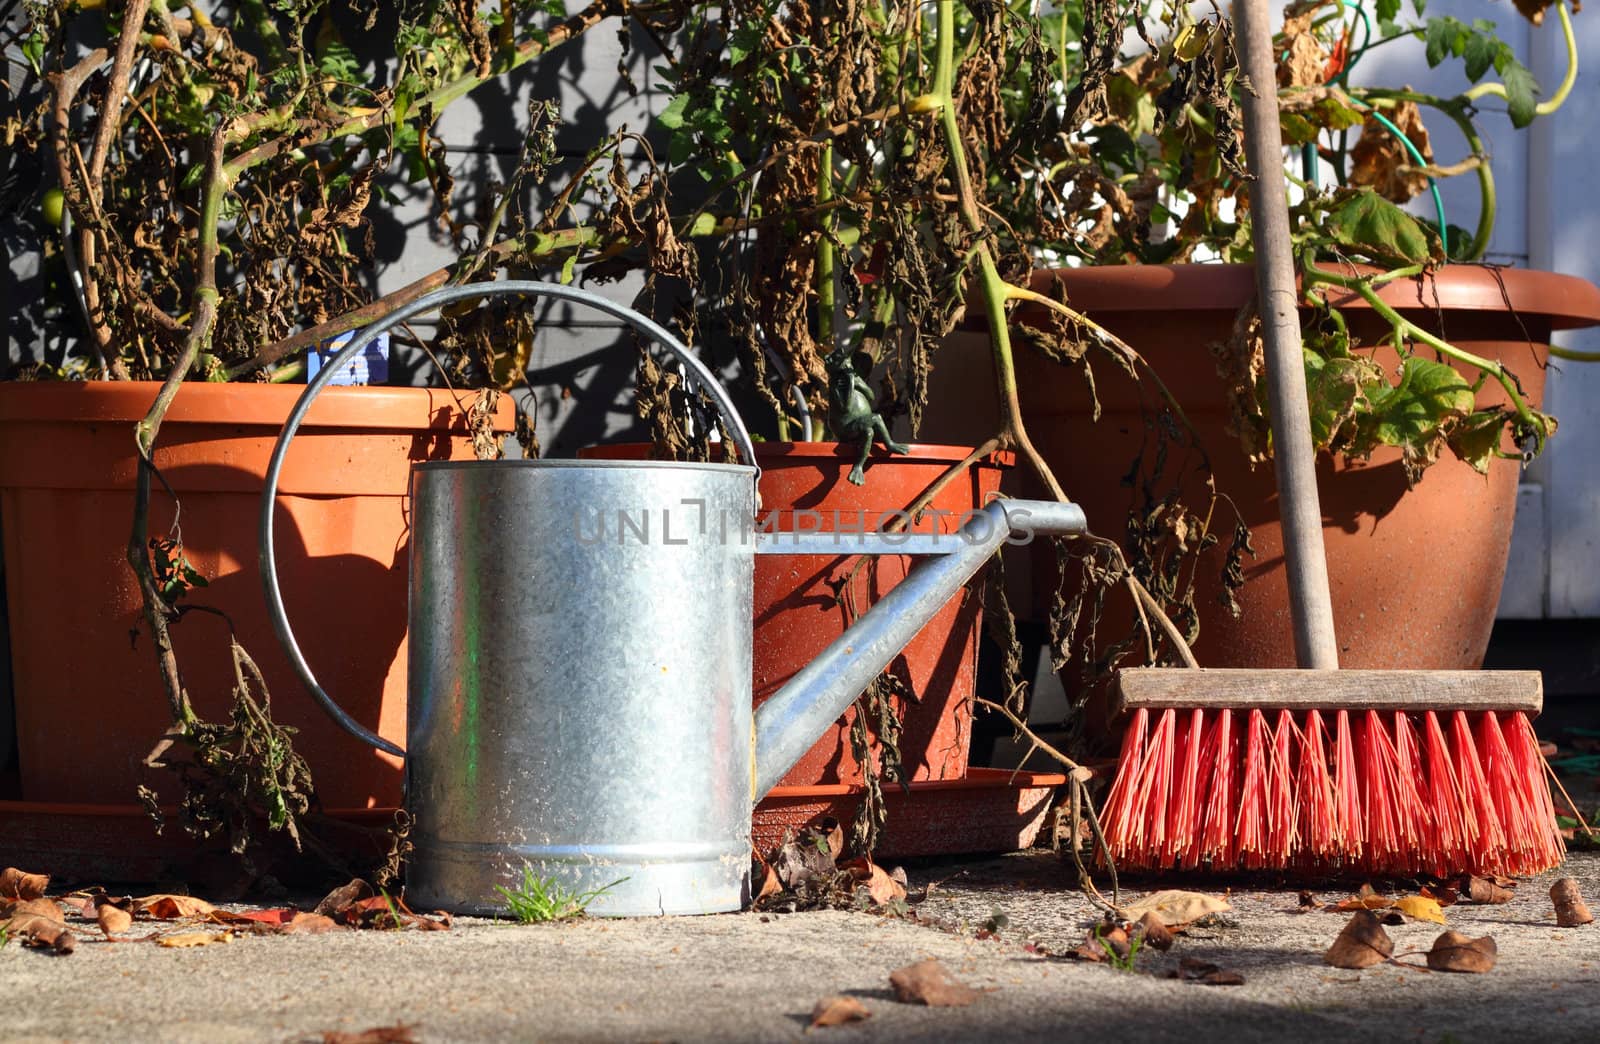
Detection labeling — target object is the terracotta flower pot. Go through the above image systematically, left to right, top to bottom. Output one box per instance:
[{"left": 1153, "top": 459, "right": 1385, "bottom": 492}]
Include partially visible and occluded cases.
[
  {"left": 1007, "top": 264, "right": 1600, "bottom": 669},
  {"left": 0, "top": 382, "right": 510, "bottom": 807},
  {"left": 583, "top": 441, "right": 1009, "bottom": 786}
]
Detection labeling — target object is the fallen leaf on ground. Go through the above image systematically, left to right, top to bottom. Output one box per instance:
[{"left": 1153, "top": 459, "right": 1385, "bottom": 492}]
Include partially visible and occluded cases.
[
  {"left": 820, "top": 817, "right": 846, "bottom": 859},
  {"left": 774, "top": 835, "right": 837, "bottom": 893},
  {"left": 752, "top": 852, "right": 781, "bottom": 904},
  {"left": 840, "top": 858, "right": 906, "bottom": 906},
  {"left": 0, "top": 867, "right": 50, "bottom": 900},
  {"left": 1466, "top": 876, "right": 1516, "bottom": 905},
  {"left": 1551, "top": 878, "right": 1594, "bottom": 927},
  {"left": 314, "top": 879, "right": 375, "bottom": 919},
  {"left": 1332, "top": 884, "right": 1393, "bottom": 912},
  {"left": 1420, "top": 884, "right": 1459, "bottom": 907},
  {"left": 1121, "top": 890, "right": 1231, "bottom": 926},
  {"left": 1297, "top": 891, "right": 1322, "bottom": 911},
  {"left": 135, "top": 894, "right": 215, "bottom": 920},
  {"left": 1393, "top": 896, "right": 1446, "bottom": 925},
  {"left": 7, "top": 898, "right": 64, "bottom": 920},
  {"left": 97, "top": 905, "right": 132, "bottom": 937},
  {"left": 209, "top": 908, "right": 297, "bottom": 926},
  {"left": 6, "top": 910, "right": 76, "bottom": 953},
  {"left": 1325, "top": 911, "right": 1393, "bottom": 969},
  {"left": 282, "top": 912, "right": 342, "bottom": 935},
  {"left": 1133, "top": 912, "right": 1175, "bottom": 951},
  {"left": 1097, "top": 924, "right": 1132, "bottom": 961},
  {"left": 157, "top": 931, "right": 233, "bottom": 948},
  {"left": 1426, "top": 931, "right": 1497, "bottom": 973},
  {"left": 1067, "top": 932, "right": 1108, "bottom": 963},
  {"left": 1165, "top": 957, "right": 1245, "bottom": 985},
  {"left": 888, "top": 959, "right": 984, "bottom": 1007},
  {"left": 810, "top": 995, "right": 871, "bottom": 1027},
  {"left": 320, "top": 1025, "right": 417, "bottom": 1044}
]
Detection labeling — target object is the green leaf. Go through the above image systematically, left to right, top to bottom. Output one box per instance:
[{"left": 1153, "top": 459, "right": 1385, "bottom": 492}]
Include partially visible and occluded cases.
[
  {"left": 1376, "top": 0, "right": 1402, "bottom": 22},
  {"left": 1424, "top": 19, "right": 1455, "bottom": 67},
  {"left": 1462, "top": 32, "right": 1494, "bottom": 82},
  {"left": 1500, "top": 60, "right": 1539, "bottom": 128},
  {"left": 658, "top": 93, "right": 690, "bottom": 130},
  {"left": 1324, "top": 189, "right": 1441, "bottom": 265},
  {"left": 559, "top": 253, "right": 577, "bottom": 286},
  {"left": 1304, "top": 353, "right": 1375, "bottom": 448},
  {"left": 1371, "top": 357, "right": 1475, "bottom": 448}
]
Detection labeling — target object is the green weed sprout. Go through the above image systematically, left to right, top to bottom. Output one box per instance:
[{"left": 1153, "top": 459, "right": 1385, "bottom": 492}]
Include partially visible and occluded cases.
[{"left": 495, "top": 866, "right": 628, "bottom": 924}]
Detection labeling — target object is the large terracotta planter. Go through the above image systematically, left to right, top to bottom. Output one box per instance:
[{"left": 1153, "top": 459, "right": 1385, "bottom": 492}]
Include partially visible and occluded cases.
[
  {"left": 1005, "top": 264, "right": 1600, "bottom": 669},
  {"left": 0, "top": 382, "right": 510, "bottom": 808},
  {"left": 584, "top": 442, "right": 1009, "bottom": 786}
]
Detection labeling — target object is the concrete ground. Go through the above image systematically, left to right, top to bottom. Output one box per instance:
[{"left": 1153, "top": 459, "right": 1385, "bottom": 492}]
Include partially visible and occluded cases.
[{"left": 5, "top": 850, "right": 1598, "bottom": 1043}]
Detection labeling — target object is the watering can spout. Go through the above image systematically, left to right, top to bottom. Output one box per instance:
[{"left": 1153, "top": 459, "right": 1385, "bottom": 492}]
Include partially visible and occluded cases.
[{"left": 751, "top": 499, "right": 1087, "bottom": 799}]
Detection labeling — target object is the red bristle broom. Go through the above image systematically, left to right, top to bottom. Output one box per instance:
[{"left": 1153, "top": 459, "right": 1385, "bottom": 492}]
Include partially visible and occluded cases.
[{"left": 1097, "top": 0, "right": 1565, "bottom": 878}]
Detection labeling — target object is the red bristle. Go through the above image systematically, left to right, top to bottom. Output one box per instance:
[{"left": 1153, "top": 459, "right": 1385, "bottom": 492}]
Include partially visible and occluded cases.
[
  {"left": 1101, "top": 708, "right": 1149, "bottom": 864},
  {"left": 1199, "top": 708, "right": 1238, "bottom": 867},
  {"left": 1126, "top": 709, "right": 1177, "bottom": 865},
  {"left": 1166, "top": 709, "right": 1208, "bottom": 869},
  {"left": 1236, "top": 709, "right": 1271, "bottom": 868},
  {"left": 1267, "top": 709, "right": 1297, "bottom": 867},
  {"left": 1296, "top": 710, "right": 1338, "bottom": 861},
  {"left": 1333, "top": 710, "right": 1365, "bottom": 861},
  {"left": 1359, "top": 710, "right": 1403, "bottom": 873},
  {"left": 1422, "top": 710, "right": 1469, "bottom": 874},
  {"left": 1451, "top": 710, "right": 1505, "bottom": 875},
  {"left": 1478, "top": 711, "right": 1540, "bottom": 874},
  {"left": 1506, "top": 711, "right": 1566, "bottom": 873},
  {"left": 1390, "top": 712, "right": 1429, "bottom": 875}
]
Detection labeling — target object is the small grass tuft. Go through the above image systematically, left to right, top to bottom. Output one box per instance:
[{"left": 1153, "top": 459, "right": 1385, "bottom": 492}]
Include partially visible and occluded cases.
[{"left": 495, "top": 866, "right": 628, "bottom": 924}]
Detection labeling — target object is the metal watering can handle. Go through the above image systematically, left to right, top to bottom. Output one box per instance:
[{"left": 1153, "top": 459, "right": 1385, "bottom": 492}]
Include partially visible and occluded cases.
[{"left": 259, "top": 280, "right": 759, "bottom": 758}]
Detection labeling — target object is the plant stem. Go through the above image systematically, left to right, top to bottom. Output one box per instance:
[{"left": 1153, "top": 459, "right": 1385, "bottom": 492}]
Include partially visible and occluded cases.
[{"left": 1462, "top": 1, "right": 1576, "bottom": 116}]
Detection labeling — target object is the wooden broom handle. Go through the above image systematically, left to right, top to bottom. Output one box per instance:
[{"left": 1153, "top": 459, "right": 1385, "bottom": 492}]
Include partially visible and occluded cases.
[{"left": 1234, "top": 0, "right": 1341, "bottom": 669}]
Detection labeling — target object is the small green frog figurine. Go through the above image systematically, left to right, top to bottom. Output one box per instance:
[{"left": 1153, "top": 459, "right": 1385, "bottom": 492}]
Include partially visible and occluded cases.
[{"left": 826, "top": 347, "right": 908, "bottom": 484}]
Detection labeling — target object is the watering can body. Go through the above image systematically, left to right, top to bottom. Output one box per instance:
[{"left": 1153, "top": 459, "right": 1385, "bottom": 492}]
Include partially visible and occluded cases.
[
  {"left": 262, "top": 281, "right": 1087, "bottom": 917},
  {"left": 405, "top": 459, "right": 758, "bottom": 915}
]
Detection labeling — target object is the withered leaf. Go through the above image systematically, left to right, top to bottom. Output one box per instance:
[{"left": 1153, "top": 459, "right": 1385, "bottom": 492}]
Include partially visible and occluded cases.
[
  {"left": 1349, "top": 102, "right": 1434, "bottom": 203},
  {"left": 820, "top": 817, "right": 845, "bottom": 860},
  {"left": 774, "top": 836, "right": 836, "bottom": 893},
  {"left": 752, "top": 852, "right": 781, "bottom": 904},
  {"left": 840, "top": 858, "right": 906, "bottom": 906},
  {"left": 0, "top": 867, "right": 50, "bottom": 900},
  {"left": 1466, "top": 876, "right": 1516, "bottom": 905},
  {"left": 1551, "top": 878, "right": 1593, "bottom": 927},
  {"left": 314, "top": 879, "right": 375, "bottom": 918},
  {"left": 1333, "top": 884, "right": 1393, "bottom": 913},
  {"left": 1420, "top": 884, "right": 1459, "bottom": 908},
  {"left": 1121, "top": 890, "right": 1231, "bottom": 926},
  {"left": 1298, "top": 891, "right": 1322, "bottom": 910},
  {"left": 135, "top": 894, "right": 216, "bottom": 920},
  {"left": 1393, "top": 895, "right": 1447, "bottom": 925},
  {"left": 8, "top": 897, "right": 64, "bottom": 920},
  {"left": 97, "top": 904, "right": 133, "bottom": 937},
  {"left": 209, "top": 908, "right": 296, "bottom": 926},
  {"left": 7, "top": 911, "right": 76, "bottom": 953},
  {"left": 1325, "top": 911, "right": 1394, "bottom": 969},
  {"left": 282, "top": 912, "right": 342, "bottom": 935},
  {"left": 1133, "top": 912, "right": 1175, "bottom": 952},
  {"left": 157, "top": 930, "right": 233, "bottom": 948},
  {"left": 1426, "top": 931, "right": 1497, "bottom": 974},
  {"left": 1166, "top": 957, "right": 1244, "bottom": 985},
  {"left": 888, "top": 959, "right": 984, "bottom": 1007},
  {"left": 809, "top": 995, "right": 871, "bottom": 1028},
  {"left": 320, "top": 1025, "right": 417, "bottom": 1044}
]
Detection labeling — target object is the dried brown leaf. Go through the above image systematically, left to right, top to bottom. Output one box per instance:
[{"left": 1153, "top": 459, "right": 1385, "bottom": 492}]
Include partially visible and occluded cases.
[
  {"left": 1277, "top": 12, "right": 1328, "bottom": 90},
  {"left": 1349, "top": 102, "right": 1434, "bottom": 203},
  {"left": 752, "top": 852, "right": 782, "bottom": 905},
  {"left": 841, "top": 858, "right": 906, "bottom": 906},
  {"left": 0, "top": 867, "right": 50, "bottom": 900},
  {"left": 1466, "top": 876, "right": 1515, "bottom": 905},
  {"left": 1551, "top": 878, "right": 1594, "bottom": 927},
  {"left": 314, "top": 879, "right": 375, "bottom": 918},
  {"left": 1333, "top": 884, "right": 1393, "bottom": 912},
  {"left": 1420, "top": 884, "right": 1459, "bottom": 908},
  {"left": 1121, "top": 890, "right": 1231, "bottom": 926},
  {"left": 1298, "top": 890, "right": 1322, "bottom": 910},
  {"left": 135, "top": 894, "right": 216, "bottom": 920},
  {"left": 97, "top": 905, "right": 133, "bottom": 937},
  {"left": 7, "top": 910, "right": 76, "bottom": 953},
  {"left": 1133, "top": 911, "right": 1175, "bottom": 951},
  {"left": 1324, "top": 911, "right": 1394, "bottom": 970},
  {"left": 283, "top": 912, "right": 342, "bottom": 935},
  {"left": 157, "top": 931, "right": 233, "bottom": 948},
  {"left": 1426, "top": 931, "right": 1497, "bottom": 974},
  {"left": 1167, "top": 957, "right": 1245, "bottom": 985},
  {"left": 888, "top": 959, "right": 983, "bottom": 1007},
  {"left": 810, "top": 995, "right": 871, "bottom": 1028},
  {"left": 320, "top": 1025, "right": 417, "bottom": 1044}
]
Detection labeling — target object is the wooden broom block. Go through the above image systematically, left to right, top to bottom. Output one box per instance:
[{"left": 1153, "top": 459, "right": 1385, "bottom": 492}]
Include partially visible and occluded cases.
[{"left": 1115, "top": 668, "right": 1543, "bottom": 716}]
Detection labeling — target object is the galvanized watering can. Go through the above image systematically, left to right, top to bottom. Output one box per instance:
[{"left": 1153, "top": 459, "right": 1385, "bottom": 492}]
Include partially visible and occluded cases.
[{"left": 261, "top": 280, "right": 1086, "bottom": 916}]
